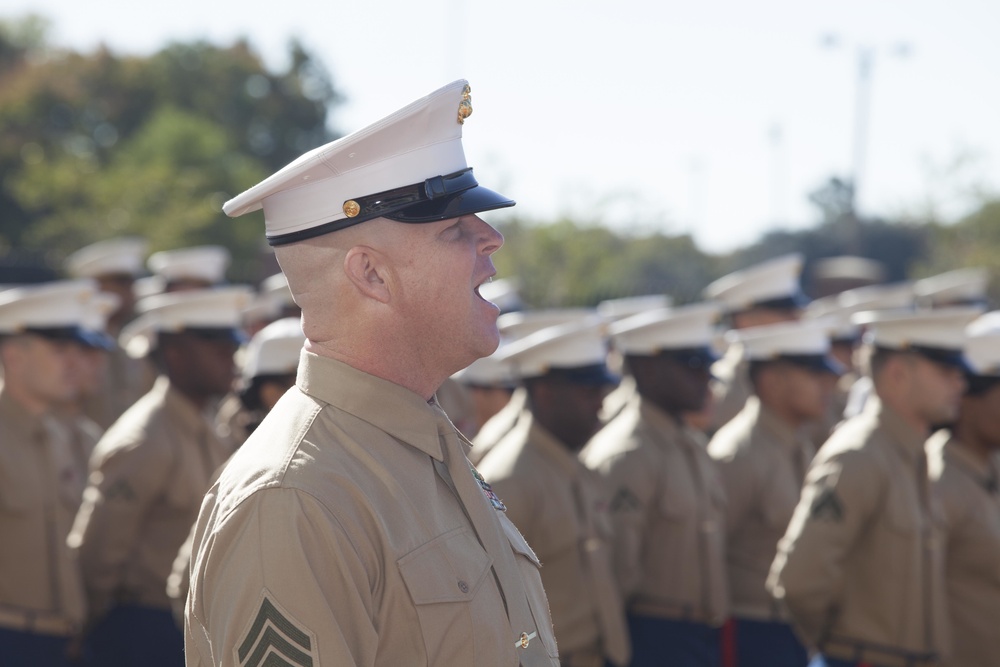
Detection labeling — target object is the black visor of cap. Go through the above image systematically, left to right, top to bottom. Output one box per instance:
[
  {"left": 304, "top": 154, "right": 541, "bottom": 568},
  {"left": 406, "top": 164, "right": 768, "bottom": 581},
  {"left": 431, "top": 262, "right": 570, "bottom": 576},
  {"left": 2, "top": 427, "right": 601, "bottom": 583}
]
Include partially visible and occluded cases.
[
  {"left": 266, "top": 168, "right": 515, "bottom": 246},
  {"left": 748, "top": 291, "right": 811, "bottom": 312},
  {"left": 25, "top": 326, "right": 114, "bottom": 350},
  {"left": 164, "top": 327, "right": 247, "bottom": 346},
  {"left": 908, "top": 344, "right": 973, "bottom": 372},
  {"left": 656, "top": 346, "right": 719, "bottom": 371},
  {"left": 776, "top": 353, "right": 846, "bottom": 376},
  {"left": 540, "top": 364, "right": 620, "bottom": 387}
]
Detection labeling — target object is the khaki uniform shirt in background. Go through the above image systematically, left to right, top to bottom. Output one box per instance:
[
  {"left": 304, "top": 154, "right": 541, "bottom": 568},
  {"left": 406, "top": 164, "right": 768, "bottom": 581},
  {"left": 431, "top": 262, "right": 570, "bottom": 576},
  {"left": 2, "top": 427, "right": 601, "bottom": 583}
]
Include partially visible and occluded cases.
[
  {"left": 81, "top": 343, "right": 156, "bottom": 430},
  {"left": 709, "top": 344, "right": 751, "bottom": 432},
  {"left": 185, "top": 352, "right": 559, "bottom": 667},
  {"left": 69, "top": 376, "right": 232, "bottom": 618},
  {"left": 469, "top": 386, "right": 527, "bottom": 465},
  {"left": 0, "top": 390, "right": 87, "bottom": 635},
  {"left": 582, "top": 392, "right": 728, "bottom": 626},
  {"left": 768, "top": 396, "right": 948, "bottom": 667},
  {"left": 708, "top": 397, "right": 813, "bottom": 621},
  {"left": 479, "top": 411, "right": 630, "bottom": 667},
  {"left": 927, "top": 430, "right": 1000, "bottom": 667}
]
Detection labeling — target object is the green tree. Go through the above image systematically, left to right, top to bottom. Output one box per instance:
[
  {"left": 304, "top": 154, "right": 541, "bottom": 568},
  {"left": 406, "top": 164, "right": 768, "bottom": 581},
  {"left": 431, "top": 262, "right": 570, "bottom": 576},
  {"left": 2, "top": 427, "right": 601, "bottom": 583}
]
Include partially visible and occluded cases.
[{"left": 0, "top": 16, "right": 341, "bottom": 280}]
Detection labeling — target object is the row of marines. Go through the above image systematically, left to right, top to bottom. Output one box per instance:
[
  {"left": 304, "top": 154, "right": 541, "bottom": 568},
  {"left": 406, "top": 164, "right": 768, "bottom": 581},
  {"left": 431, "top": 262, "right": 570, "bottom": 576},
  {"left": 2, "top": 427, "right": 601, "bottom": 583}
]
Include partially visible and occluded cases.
[
  {"left": 2, "top": 78, "right": 999, "bottom": 667},
  {"left": 2, "top": 233, "right": 997, "bottom": 667}
]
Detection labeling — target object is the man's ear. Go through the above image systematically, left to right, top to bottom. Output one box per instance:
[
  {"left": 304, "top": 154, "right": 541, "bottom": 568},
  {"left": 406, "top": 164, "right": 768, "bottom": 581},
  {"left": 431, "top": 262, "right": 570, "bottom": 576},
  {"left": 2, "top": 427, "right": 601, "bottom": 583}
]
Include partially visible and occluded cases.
[{"left": 344, "top": 245, "right": 391, "bottom": 304}]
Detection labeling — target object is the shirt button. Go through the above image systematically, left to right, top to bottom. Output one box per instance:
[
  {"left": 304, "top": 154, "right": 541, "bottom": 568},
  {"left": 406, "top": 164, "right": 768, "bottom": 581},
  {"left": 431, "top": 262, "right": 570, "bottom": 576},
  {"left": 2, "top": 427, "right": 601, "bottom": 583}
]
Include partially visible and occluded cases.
[{"left": 458, "top": 580, "right": 469, "bottom": 593}]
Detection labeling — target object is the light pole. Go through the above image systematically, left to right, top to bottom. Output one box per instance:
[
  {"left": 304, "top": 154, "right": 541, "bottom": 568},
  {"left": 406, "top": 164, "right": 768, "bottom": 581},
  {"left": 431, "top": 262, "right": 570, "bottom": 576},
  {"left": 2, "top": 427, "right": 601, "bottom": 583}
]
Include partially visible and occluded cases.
[{"left": 822, "top": 36, "right": 912, "bottom": 219}]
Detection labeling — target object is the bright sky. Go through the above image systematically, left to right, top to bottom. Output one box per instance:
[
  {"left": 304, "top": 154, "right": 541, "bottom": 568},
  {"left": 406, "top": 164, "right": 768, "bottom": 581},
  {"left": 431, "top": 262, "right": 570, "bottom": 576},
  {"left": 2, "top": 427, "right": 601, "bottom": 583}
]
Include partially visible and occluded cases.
[{"left": 3, "top": 0, "right": 999, "bottom": 253}]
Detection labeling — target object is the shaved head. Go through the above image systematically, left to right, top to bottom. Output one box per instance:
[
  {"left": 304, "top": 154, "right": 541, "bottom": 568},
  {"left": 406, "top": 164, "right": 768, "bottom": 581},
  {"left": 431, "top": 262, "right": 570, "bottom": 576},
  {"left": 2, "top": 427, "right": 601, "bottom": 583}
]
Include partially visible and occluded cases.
[{"left": 276, "top": 215, "right": 504, "bottom": 399}]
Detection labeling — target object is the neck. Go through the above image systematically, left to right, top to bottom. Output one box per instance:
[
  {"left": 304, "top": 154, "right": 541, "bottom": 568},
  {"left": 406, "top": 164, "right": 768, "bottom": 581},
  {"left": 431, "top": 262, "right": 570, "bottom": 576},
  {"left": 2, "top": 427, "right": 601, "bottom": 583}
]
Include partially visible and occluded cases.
[
  {"left": 3, "top": 381, "right": 50, "bottom": 418},
  {"left": 878, "top": 391, "right": 930, "bottom": 435},
  {"left": 759, "top": 395, "right": 805, "bottom": 430},
  {"left": 953, "top": 420, "right": 995, "bottom": 467}
]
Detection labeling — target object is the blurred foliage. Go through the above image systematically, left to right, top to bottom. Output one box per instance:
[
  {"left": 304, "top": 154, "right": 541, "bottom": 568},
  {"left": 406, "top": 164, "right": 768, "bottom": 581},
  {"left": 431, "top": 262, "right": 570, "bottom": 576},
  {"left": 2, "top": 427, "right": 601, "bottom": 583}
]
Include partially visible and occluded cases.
[
  {"left": 0, "top": 15, "right": 340, "bottom": 281},
  {"left": 915, "top": 199, "right": 1000, "bottom": 304},
  {"left": 493, "top": 217, "right": 717, "bottom": 307}
]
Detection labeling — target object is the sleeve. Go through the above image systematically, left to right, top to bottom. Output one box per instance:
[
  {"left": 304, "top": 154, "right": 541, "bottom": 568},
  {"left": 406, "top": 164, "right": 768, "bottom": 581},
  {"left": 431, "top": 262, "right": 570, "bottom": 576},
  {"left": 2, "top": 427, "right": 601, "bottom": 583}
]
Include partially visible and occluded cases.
[
  {"left": 69, "top": 434, "right": 172, "bottom": 617},
  {"left": 596, "top": 446, "right": 658, "bottom": 598},
  {"left": 766, "top": 448, "right": 881, "bottom": 646},
  {"left": 186, "top": 487, "right": 377, "bottom": 667}
]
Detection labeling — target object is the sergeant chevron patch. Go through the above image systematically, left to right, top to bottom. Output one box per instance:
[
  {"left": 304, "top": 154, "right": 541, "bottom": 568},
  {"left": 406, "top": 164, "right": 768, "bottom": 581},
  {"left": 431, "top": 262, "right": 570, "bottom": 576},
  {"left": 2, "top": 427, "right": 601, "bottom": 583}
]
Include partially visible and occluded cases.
[{"left": 236, "top": 594, "right": 316, "bottom": 667}]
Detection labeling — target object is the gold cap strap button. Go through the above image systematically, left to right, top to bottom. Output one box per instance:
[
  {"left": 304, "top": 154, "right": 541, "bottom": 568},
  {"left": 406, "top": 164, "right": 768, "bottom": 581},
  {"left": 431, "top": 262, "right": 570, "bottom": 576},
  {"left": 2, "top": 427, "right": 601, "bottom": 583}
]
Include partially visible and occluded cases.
[
  {"left": 343, "top": 200, "right": 360, "bottom": 217},
  {"left": 516, "top": 631, "right": 537, "bottom": 649}
]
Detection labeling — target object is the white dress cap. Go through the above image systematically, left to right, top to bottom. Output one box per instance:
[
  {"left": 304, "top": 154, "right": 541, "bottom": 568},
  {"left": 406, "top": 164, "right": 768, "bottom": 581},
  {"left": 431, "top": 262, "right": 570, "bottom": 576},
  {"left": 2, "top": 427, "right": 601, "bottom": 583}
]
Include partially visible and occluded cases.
[
  {"left": 223, "top": 80, "right": 514, "bottom": 246},
  {"left": 65, "top": 237, "right": 148, "bottom": 279},
  {"left": 147, "top": 245, "right": 231, "bottom": 285},
  {"left": 703, "top": 253, "right": 806, "bottom": 312},
  {"left": 914, "top": 267, "right": 990, "bottom": 308},
  {"left": 260, "top": 272, "right": 296, "bottom": 309},
  {"left": 243, "top": 273, "right": 298, "bottom": 325},
  {"left": 477, "top": 278, "right": 523, "bottom": 314},
  {"left": 0, "top": 280, "right": 117, "bottom": 348},
  {"left": 0, "top": 280, "right": 98, "bottom": 333},
  {"left": 836, "top": 281, "right": 916, "bottom": 312},
  {"left": 119, "top": 286, "right": 252, "bottom": 358},
  {"left": 83, "top": 292, "right": 121, "bottom": 334},
  {"left": 597, "top": 294, "right": 674, "bottom": 322},
  {"left": 609, "top": 302, "right": 720, "bottom": 354},
  {"left": 852, "top": 306, "right": 983, "bottom": 353},
  {"left": 497, "top": 308, "right": 597, "bottom": 342},
  {"left": 963, "top": 311, "right": 1000, "bottom": 377},
  {"left": 494, "top": 315, "right": 613, "bottom": 382},
  {"left": 242, "top": 317, "right": 306, "bottom": 380},
  {"left": 734, "top": 320, "right": 843, "bottom": 373},
  {"left": 735, "top": 320, "right": 833, "bottom": 360},
  {"left": 452, "top": 338, "right": 516, "bottom": 388}
]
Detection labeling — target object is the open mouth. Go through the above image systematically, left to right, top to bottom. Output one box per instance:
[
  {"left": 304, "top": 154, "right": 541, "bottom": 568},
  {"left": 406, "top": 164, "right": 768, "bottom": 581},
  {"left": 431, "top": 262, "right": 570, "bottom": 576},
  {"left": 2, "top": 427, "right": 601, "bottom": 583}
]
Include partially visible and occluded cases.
[{"left": 474, "top": 275, "right": 494, "bottom": 300}]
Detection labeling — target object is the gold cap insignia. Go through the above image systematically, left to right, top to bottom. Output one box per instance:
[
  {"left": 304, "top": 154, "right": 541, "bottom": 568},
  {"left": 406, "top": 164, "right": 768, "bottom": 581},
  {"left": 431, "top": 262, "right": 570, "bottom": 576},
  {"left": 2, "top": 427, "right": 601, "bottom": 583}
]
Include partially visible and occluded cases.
[
  {"left": 457, "top": 84, "right": 473, "bottom": 124},
  {"left": 343, "top": 200, "right": 360, "bottom": 217}
]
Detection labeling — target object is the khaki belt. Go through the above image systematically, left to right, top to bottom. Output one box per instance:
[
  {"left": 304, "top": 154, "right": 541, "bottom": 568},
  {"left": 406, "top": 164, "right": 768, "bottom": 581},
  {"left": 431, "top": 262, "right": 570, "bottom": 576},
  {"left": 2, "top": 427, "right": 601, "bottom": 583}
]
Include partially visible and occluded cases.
[{"left": 0, "top": 606, "right": 78, "bottom": 636}]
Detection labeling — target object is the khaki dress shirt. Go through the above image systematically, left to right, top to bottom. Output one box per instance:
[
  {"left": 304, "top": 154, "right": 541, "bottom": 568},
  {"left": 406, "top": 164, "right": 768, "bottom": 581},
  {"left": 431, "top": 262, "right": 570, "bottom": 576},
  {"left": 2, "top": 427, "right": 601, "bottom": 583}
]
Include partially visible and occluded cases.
[
  {"left": 80, "top": 343, "right": 156, "bottom": 430},
  {"left": 709, "top": 343, "right": 752, "bottom": 432},
  {"left": 185, "top": 351, "right": 559, "bottom": 667},
  {"left": 70, "top": 376, "right": 232, "bottom": 617},
  {"left": 469, "top": 386, "right": 528, "bottom": 465},
  {"left": 0, "top": 390, "right": 87, "bottom": 635},
  {"left": 581, "top": 392, "right": 728, "bottom": 626},
  {"left": 708, "top": 397, "right": 813, "bottom": 621},
  {"left": 768, "top": 397, "right": 948, "bottom": 667},
  {"left": 479, "top": 411, "right": 630, "bottom": 667},
  {"left": 927, "top": 430, "right": 1000, "bottom": 667}
]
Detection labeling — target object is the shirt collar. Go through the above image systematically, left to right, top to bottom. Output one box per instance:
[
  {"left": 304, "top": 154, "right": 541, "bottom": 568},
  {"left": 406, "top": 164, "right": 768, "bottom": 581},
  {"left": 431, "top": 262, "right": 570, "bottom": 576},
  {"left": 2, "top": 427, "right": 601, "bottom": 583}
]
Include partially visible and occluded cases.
[
  {"left": 297, "top": 350, "right": 445, "bottom": 461},
  {"left": 156, "top": 375, "right": 213, "bottom": 437},
  {"left": 0, "top": 387, "right": 48, "bottom": 442},
  {"left": 636, "top": 394, "right": 704, "bottom": 451},
  {"left": 751, "top": 397, "right": 802, "bottom": 452},
  {"left": 518, "top": 410, "right": 584, "bottom": 480},
  {"left": 940, "top": 430, "right": 1000, "bottom": 489}
]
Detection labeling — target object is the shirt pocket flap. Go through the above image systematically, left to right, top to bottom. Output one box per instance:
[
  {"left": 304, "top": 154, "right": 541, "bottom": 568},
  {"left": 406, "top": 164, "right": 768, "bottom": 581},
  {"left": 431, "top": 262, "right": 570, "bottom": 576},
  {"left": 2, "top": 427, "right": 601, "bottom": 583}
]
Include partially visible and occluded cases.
[{"left": 398, "top": 527, "right": 493, "bottom": 605}]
